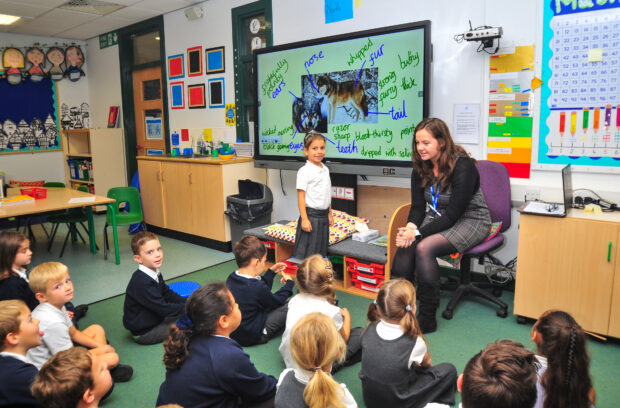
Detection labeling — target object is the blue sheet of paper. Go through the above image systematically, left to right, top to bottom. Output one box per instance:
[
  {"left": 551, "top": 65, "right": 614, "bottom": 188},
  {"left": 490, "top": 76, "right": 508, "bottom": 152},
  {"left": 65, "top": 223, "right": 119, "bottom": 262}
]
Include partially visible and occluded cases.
[
  {"left": 325, "top": 0, "right": 353, "bottom": 24},
  {"left": 171, "top": 132, "right": 179, "bottom": 146}
]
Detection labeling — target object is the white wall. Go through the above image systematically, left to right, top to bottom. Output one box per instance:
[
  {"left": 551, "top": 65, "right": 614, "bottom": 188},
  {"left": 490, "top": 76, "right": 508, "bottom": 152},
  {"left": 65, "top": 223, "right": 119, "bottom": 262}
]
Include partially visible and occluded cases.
[
  {"left": 163, "top": 0, "right": 254, "bottom": 148},
  {"left": 264, "top": 0, "right": 620, "bottom": 267},
  {"left": 0, "top": 33, "right": 89, "bottom": 183},
  {"left": 86, "top": 37, "right": 122, "bottom": 129}
]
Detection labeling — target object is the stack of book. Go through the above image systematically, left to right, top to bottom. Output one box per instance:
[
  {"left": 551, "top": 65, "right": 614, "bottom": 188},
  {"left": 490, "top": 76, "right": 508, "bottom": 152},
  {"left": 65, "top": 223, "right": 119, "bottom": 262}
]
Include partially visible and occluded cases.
[
  {"left": 234, "top": 142, "right": 254, "bottom": 157},
  {"left": 0, "top": 195, "right": 35, "bottom": 207}
]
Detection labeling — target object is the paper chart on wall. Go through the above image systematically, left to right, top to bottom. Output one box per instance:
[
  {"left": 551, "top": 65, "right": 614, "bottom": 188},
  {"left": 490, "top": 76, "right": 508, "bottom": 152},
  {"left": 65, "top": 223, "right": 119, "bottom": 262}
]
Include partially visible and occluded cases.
[
  {"left": 539, "top": 2, "right": 620, "bottom": 167},
  {"left": 486, "top": 45, "right": 535, "bottom": 179}
]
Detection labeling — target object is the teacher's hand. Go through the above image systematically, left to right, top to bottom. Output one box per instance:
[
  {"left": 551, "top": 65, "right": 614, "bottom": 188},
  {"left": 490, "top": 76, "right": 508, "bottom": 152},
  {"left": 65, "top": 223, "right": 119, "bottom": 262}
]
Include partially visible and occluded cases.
[{"left": 395, "top": 227, "right": 416, "bottom": 248}]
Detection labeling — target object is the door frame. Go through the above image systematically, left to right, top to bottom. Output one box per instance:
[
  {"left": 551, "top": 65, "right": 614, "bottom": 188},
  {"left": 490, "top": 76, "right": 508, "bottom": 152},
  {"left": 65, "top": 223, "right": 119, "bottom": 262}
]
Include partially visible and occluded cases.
[{"left": 118, "top": 16, "right": 169, "bottom": 184}]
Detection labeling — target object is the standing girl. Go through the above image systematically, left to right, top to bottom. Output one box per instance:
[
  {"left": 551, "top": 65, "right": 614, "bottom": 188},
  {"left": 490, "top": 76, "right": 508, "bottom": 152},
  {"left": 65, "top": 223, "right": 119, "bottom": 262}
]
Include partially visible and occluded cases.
[
  {"left": 294, "top": 131, "right": 333, "bottom": 259},
  {"left": 0, "top": 231, "right": 38, "bottom": 310},
  {"left": 279, "top": 254, "right": 361, "bottom": 370},
  {"left": 360, "top": 279, "right": 456, "bottom": 408},
  {"left": 157, "top": 281, "right": 277, "bottom": 408},
  {"left": 531, "top": 310, "right": 595, "bottom": 408},
  {"left": 275, "top": 312, "right": 357, "bottom": 408}
]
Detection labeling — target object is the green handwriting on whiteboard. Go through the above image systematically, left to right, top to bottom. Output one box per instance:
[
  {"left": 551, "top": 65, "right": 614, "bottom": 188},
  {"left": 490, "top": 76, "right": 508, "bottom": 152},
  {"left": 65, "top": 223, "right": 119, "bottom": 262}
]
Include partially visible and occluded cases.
[{"left": 261, "top": 59, "right": 289, "bottom": 97}]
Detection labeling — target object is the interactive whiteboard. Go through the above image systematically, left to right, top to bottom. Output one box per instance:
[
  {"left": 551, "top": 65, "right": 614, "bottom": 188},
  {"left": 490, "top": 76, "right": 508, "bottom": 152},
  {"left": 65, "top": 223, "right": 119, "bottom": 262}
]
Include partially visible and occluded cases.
[{"left": 253, "top": 20, "right": 431, "bottom": 167}]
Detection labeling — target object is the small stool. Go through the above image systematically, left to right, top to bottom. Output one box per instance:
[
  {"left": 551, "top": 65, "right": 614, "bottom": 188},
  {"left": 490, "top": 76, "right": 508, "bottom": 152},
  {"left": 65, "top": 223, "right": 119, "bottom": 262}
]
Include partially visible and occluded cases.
[{"left": 168, "top": 281, "right": 200, "bottom": 298}]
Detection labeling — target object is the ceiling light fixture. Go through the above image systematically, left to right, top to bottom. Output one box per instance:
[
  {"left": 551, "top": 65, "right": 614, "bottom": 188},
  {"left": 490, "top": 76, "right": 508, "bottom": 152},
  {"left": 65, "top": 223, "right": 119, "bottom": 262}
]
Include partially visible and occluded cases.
[{"left": 0, "top": 14, "right": 21, "bottom": 25}]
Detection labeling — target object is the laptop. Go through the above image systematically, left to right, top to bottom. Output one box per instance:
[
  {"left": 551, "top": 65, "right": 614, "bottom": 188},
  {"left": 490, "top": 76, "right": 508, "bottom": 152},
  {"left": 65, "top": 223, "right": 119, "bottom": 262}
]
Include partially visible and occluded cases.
[{"left": 519, "top": 165, "right": 573, "bottom": 217}]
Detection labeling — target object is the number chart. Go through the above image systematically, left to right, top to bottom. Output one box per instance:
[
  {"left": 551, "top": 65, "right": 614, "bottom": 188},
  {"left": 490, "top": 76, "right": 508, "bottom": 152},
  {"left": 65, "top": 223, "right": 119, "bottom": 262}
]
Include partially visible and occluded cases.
[{"left": 539, "top": 1, "right": 620, "bottom": 167}]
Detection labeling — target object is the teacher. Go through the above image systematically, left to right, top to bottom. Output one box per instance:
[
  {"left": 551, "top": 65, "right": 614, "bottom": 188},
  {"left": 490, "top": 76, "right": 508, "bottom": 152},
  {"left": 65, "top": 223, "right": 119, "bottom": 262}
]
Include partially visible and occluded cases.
[{"left": 391, "top": 118, "right": 492, "bottom": 333}]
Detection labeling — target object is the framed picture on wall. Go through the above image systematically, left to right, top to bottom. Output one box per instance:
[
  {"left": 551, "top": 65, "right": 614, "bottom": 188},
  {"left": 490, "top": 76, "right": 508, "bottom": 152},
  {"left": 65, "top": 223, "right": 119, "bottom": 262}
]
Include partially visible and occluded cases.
[
  {"left": 187, "top": 46, "right": 203, "bottom": 77},
  {"left": 205, "top": 46, "right": 225, "bottom": 74},
  {"left": 168, "top": 54, "right": 184, "bottom": 79},
  {"left": 208, "top": 78, "right": 225, "bottom": 108},
  {"left": 170, "top": 81, "right": 185, "bottom": 109},
  {"left": 188, "top": 83, "right": 206, "bottom": 109}
]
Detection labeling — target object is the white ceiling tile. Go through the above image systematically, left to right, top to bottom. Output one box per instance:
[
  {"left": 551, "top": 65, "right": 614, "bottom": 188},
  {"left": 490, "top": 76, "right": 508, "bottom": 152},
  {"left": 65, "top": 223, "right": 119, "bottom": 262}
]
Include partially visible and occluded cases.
[
  {"left": 8, "top": 0, "right": 66, "bottom": 8},
  {"left": 107, "top": 0, "right": 143, "bottom": 5},
  {"left": 134, "top": 0, "right": 186, "bottom": 13},
  {"left": 0, "top": 1, "right": 49, "bottom": 19},
  {"left": 106, "top": 6, "right": 158, "bottom": 21},
  {"left": 30, "top": 8, "right": 99, "bottom": 30},
  {"left": 93, "top": 14, "right": 135, "bottom": 30},
  {"left": 8, "top": 24, "right": 58, "bottom": 37}
]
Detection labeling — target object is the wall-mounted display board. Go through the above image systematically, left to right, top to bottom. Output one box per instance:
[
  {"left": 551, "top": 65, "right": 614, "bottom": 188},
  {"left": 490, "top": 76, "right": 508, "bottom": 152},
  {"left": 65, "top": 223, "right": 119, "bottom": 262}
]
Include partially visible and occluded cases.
[
  {"left": 539, "top": 1, "right": 620, "bottom": 169},
  {"left": 0, "top": 78, "right": 60, "bottom": 154}
]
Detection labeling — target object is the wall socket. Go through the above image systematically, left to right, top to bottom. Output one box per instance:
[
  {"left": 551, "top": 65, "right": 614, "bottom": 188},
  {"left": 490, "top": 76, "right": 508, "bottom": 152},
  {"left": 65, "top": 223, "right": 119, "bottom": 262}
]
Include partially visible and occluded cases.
[{"left": 525, "top": 189, "right": 540, "bottom": 201}]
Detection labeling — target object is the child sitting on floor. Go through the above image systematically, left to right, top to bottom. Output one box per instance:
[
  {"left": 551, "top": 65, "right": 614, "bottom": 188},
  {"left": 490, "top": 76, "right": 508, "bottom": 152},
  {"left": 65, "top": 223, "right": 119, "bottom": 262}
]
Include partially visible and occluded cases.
[
  {"left": 123, "top": 231, "right": 185, "bottom": 345},
  {"left": 227, "top": 235, "right": 295, "bottom": 346},
  {"left": 26, "top": 262, "right": 132, "bottom": 383},
  {"left": 360, "top": 278, "right": 457, "bottom": 408},
  {"left": 157, "top": 282, "right": 277, "bottom": 407},
  {"left": 0, "top": 299, "right": 42, "bottom": 407},
  {"left": 531, "top": 310, "right": 595, "bottom": 408},
  {"left": 275, "top": 312, "right": 357, "bottom": 408},
  {"left": 459, "top": 339, "right": 538, "bottom": 408},
  {"left": 32, "top": 347, "right": 113, "bottom": 408}
]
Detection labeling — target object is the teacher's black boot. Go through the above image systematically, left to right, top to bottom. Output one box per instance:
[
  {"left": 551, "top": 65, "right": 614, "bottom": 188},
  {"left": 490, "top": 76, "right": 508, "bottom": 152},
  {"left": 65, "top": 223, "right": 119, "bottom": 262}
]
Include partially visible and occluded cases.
[{"left": 417, "top": 283, "right": 440, "bottom": 334}]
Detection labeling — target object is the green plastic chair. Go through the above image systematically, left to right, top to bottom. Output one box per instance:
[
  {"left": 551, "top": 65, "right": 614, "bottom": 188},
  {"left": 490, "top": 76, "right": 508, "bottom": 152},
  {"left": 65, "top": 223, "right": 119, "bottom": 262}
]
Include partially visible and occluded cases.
[
  {"left": 47, "top": 186, "right": 94, "bottom": 257},
  {"left": 103, "top": 187, "right": 145, "bottom": 261}
]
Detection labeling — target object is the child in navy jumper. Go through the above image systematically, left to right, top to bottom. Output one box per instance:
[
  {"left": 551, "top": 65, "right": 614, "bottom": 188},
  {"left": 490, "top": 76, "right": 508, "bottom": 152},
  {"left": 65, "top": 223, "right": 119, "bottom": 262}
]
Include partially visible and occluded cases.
[
  {"left": 123, "top": 232, "right": 185, "bottom": 345},
  {"left": 227, "top": 235, "right": 295, "bottom": 346},
  {"left": 157, "top": 282, "right": 277, "bottom": 408},
  {"left": 0, "top": 300, "right": 42, "bottom": 408}
]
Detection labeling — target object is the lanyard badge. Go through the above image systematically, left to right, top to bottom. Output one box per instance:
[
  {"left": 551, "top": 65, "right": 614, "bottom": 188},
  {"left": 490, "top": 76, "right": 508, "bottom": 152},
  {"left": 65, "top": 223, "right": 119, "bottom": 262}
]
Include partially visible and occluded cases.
[{"left": 429, "top": 185, "right": 442, "bottom": 217}]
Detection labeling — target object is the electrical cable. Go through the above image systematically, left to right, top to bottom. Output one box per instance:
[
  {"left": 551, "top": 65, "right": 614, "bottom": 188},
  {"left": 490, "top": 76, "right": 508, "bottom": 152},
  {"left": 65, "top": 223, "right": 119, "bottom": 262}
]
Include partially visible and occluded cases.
[{"left": 279, "top": 169, "right": 286, "bottom": 196}]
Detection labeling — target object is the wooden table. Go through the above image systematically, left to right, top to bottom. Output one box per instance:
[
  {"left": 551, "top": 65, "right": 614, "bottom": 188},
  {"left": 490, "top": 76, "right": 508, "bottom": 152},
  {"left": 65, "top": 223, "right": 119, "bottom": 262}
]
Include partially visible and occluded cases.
[{"left": 1, "top": 188, "right": 121, "bottom": 265}]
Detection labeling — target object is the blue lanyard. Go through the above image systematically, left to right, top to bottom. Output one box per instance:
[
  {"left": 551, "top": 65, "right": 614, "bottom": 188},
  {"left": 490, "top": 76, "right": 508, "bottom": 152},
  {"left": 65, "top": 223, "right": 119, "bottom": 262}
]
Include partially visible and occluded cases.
[{"left": 429, "top": 185, "right": 441, "bottom": 216}]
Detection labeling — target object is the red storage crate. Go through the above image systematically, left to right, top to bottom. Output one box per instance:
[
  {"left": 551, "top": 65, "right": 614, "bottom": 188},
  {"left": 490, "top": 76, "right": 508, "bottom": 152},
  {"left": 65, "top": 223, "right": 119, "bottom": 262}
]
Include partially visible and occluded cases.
[
  {"left": 20, "top": 187, "right": 47, "bottom": 199},
  {"left": 261, "top": 240, "right": 276, "bottom": 249},
  {"left": 345, "top": 257, "right": 385, "bottom": 275},
  {"left": 282, "top": 259, "right": 300, "bottom": 276},
  {"left": 350, "top": 269, "right": 386, "bottom": 287},
  {"left": 351, "top": 274, "right": 383, "bottom": 293}
]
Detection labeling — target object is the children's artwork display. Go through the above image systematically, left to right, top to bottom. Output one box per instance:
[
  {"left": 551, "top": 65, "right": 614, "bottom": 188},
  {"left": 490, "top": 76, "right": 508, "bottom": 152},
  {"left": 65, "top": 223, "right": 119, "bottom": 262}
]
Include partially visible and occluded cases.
[
  {"left": 540, "top": 1, "right": 620, "bottom": 168},
  {"left": 168, "top": 54, "right": 185, "bottom": 79},
  {"left": 0, "top": 78, "right": 60, "bottom": 153},
  {"left": 170, "top": 81, "right": 185, "bottom": 109},
  {"left": 60, "top": 103, "right": 90, "bottom": 130}
]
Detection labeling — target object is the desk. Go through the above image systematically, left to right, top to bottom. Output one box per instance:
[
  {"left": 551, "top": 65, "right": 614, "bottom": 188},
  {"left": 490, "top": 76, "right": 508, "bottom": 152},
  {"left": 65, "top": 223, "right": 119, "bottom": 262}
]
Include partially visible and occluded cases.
[
  {"left": 0, "top": 188, "right": 120, "bottom": 264},
  {"left": 514, "top": 209, "right": 620, "bottom": 337}
]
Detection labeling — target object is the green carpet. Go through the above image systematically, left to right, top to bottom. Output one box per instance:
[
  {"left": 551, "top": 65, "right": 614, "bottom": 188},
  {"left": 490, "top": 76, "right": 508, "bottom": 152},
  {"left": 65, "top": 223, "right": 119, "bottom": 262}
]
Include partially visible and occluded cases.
[{"left": 80, "top": 260, "right": 620, "bottom": 407}]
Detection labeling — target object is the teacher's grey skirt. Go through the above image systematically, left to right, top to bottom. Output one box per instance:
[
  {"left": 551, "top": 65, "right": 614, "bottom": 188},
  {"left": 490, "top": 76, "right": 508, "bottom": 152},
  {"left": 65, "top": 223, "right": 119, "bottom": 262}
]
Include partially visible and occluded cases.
[{"left": 293, "top": 207, "right": 329, "bottom": 259}]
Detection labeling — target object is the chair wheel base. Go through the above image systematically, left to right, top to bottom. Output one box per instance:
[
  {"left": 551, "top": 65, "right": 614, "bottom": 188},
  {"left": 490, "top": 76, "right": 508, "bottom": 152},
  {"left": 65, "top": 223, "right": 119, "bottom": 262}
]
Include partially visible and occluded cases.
[
  {"left": 496, "top": 308, "right": 508, "bottom": 318},
  {"left": 442, "top": 309, "right": 453, "bottom": 320},
  {"left": 516, "top": 315, "right": 528, "bottom": 324}
]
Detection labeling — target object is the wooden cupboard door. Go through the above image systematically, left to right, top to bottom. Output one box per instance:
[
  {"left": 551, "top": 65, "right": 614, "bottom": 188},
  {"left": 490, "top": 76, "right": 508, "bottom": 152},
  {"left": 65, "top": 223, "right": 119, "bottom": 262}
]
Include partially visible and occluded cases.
[
  {"left": 137, "top": 160, "right": 165, "bottom": 228},
  {"left": 161, "top": 162, "right": 193, "bottom": 234},
  {"left": 191, "top": 165, "right": 225, "bottom": 240},
  {"left": 515, "top": 215, "right": 617, "bottom": 334},
  {"left": 607, "top": 229, "right": 620, "bottom": 337}
]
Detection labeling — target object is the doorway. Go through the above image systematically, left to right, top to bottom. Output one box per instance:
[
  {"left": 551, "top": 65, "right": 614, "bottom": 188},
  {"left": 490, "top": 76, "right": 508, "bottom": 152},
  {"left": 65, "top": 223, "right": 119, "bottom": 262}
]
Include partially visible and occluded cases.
[{"left": 133, "top": 66, "right": 165, "bottom": 156}]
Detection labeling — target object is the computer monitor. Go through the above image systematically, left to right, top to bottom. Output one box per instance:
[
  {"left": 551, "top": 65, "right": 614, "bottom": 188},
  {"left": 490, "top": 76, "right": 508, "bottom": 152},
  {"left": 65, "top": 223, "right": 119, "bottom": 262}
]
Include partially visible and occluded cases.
[{"left": 562, "top": 164, "right": 573, "bottom": 209}]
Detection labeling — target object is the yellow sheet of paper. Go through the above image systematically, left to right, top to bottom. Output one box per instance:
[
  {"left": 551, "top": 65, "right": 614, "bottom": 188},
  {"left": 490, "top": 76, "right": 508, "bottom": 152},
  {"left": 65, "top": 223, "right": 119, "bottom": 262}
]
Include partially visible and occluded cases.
[
  {"left": 355, "top": 0, "right": 361, "bottom": 6},
  {"left": 489, "top": 45, "right": 535, "bottom": 72},
  {"left": 588, "top": 48, "right": 603, "bottom": 62},
  {"left": 203, "top": 128, "right": 212, "bottom": 142}
]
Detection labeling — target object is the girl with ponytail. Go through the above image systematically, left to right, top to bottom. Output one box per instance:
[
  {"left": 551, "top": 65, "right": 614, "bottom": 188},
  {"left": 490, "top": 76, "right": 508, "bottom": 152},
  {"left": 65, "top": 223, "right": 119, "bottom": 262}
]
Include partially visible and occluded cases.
[
  {"left": 279, "top": 254, "right": 362, "bottom": 371},
  {"left": 360, "top": 279, "right": 457, "bottom": 408},
  {"left": 157, "top": 282, "right": 277, "bottom": 408},
  {"left": 531, "top": 310, "right": 595, "bottom": 408},
  {"left": 275, "top": 312, "right": 357, "bottom": 408}
]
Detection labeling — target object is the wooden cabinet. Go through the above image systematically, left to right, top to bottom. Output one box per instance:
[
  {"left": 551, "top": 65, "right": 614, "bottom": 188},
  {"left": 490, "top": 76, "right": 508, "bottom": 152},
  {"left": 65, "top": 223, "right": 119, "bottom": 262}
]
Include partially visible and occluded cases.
[
  {"left": 137, "top": 156, "right": 266, "bottom": 244},
  {"left": 137, "top": 160, "right": 165, "bottom": 228},
  {"left": 514, "top": 211, "right": 620, "bottom": 337}
]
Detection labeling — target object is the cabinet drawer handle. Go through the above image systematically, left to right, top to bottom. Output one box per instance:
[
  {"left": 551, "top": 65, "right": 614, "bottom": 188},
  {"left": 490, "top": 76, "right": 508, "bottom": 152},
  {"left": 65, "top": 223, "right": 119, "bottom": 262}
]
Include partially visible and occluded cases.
[
  {"left": 156, "top": 170, "right": 160, "bottom": 181},
  {"left": 161, "top": 170, "right": 164, "bottom": 181},
  {"left": 189, "top": 172, "right": 193, "bottom": 184},
  {"left": 609, "top": 241, "right": 612, "bottom": 262}
]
